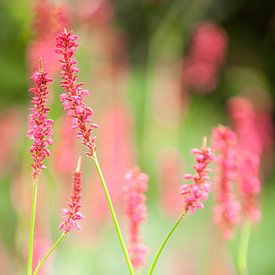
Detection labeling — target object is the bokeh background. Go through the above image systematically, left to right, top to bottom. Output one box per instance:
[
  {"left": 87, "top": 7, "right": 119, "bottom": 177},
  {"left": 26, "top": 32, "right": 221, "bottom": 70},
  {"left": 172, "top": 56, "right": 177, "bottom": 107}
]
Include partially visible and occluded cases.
[{"left": 0, "top": 0, "right": 275, "bottom": 274}]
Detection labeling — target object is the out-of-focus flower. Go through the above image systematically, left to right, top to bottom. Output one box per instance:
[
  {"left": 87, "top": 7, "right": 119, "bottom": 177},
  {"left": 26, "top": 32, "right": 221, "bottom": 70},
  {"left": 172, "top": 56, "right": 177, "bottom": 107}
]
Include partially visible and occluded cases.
[
  {"left": 28, "top": 0, "right": 71, "bottom": 74},
  {"left": 182, "top": 22, "right": 228, "bottom": 93},
  {"left": 56, "top": 29, "right": 98, "bottom": 157},
  {"left": 27, "top": 64, "right": 53, "bottom": 180},
  {"left": 228, "top": 97, "right": 262, "bottom": 223},
  {"left": 54, "top": 116, "right": 77, "bottom": 179},
  {"left": 212, "top": 126, "right": 241, "bottom": 239},
  {"left": 180, "top": 139, "right": 214, "bottom": 214},
  {"left": 158, "top": 149, "right": 183, "bottom": 216},
  {"left": 59, "top": 158, "right": 84, "bottom": 232},
  {"left": 124, "top": 167, "right": 149, "bottom": 269}
]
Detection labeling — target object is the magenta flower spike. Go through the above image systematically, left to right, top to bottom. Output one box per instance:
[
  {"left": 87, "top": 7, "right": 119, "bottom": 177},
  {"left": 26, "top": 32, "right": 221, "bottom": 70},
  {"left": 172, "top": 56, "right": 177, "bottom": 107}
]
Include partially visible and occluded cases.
[
  {"left": 55, "top": 29, "right": 98, "bottom": 157},
  {"left": 27, "top": 62, "right": 53, "bottom": 180},
  {"left": 212, "top": 126, "right": 241, "bottom": 239},
  {"left": 180, "top": 138, "right": 214, "bottom": 214},
  {"left": 59, "top": 157, "right": 84, "bottom": 233},
  {"left": 124, "top": 167, "right": 149, "bottom": 269}
]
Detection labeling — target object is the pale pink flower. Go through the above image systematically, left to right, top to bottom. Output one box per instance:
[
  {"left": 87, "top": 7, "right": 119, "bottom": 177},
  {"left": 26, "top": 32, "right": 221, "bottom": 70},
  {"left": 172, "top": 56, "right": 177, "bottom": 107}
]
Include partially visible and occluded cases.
[
  {"left": 28, "top": 0, "right": 71, "bottom": 74},
  {"left": 182, "top": 22, "right": 228, "bottom": 93},
  {"left": 56, "top": 29, "right": 98, "bottom": 157},
  {"left": 27, "top": 64, "right": 53, "bottom": 180},
  {"left": 228, "top": 97, "right": 262, "bottom": 223},
  {"left": 212, "top": 126, "right": 241, "bottom": 239},
  {"left": 180, "top": 140, "right": 214, "bottom": 214},
  {"left": 59, "top": 158, "right": 84, "bottom": 232},
  {"left": 124, "top": 167, "right": 149, "bottom": 269}
]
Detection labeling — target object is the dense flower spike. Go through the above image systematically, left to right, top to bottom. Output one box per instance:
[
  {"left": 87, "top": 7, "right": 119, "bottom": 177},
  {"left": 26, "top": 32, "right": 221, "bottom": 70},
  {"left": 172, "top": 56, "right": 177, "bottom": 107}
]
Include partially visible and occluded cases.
[
  {"left": 56, "top": 29, "right": 98, "bottom": 157},
  {"left": 27, "top": 64, "right": 53, "bottom": 180},
  {"left": 228, "top": 97, "right": 262, "bottom": 223},
  {"left": 212, "top": 126, "right": 241, "bottom": 239},
  {"left": 180, "top": 139, "right": 214, "bottom": 214},
  {"left": 59, "top": 157, "right": 84, "bottom": 232},
  {"left": 124, "top": 167, "right": 149, "bottom": 269}
]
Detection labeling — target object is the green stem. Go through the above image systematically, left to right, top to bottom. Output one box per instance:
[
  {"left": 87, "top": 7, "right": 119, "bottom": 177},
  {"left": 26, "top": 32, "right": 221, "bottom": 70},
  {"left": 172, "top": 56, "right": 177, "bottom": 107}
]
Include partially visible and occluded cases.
[
  {"left": 92, "top": 153, "right": 135, "bottom": 275},
  {"left": 27, "top": 180, "right": 38, "bottom": 275},
  {"left": 148, "top": 212, "right": 186, "bottom": 275},
  {"left": 238, "top": 221, "right": 251, "bottom": 275},
  {"left": 33, "top": 232, "right": 66, "bottom": 275}
]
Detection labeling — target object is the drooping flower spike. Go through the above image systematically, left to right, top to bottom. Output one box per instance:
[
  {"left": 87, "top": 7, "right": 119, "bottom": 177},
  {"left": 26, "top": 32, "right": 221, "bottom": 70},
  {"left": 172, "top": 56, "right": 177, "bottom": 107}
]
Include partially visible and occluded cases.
[
  {"left": 56, "top": 29, "right": 98, "bottom": 157},
  {"left": 27, "top": 60, "right": 53, "bottom": 180},
  {"left": 212, "top": 126, "right": 241, "bottom": 239},
  {"left": 180, "top": 138, "right": 214, "bottom": 214},
  {"left": 59, "top": 157, "right": 84, "bottom": 232},
  {"left": 124, "top": 167, "right": 149, "bottom": 269}
]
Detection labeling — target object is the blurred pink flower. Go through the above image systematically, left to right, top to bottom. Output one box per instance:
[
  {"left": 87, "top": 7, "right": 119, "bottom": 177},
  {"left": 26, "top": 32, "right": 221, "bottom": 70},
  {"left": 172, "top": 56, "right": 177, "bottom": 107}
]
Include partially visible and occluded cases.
[
  {"left": 28, "top": 0, "right": 71, "bottom": 74},
  {"left": 182, "top": 22, "right": 228, "bottom": 93},
  {"left": 56, "top": 29, "right": 98, "bottom": 157},
  {"left": 27, "top": 65, "right": 53, "bottom": 180},
  {"left": 228, "top": 97, "right": 262, "bottom": 223},
  {"left": 54, "top": 116, "right": 77, "bottom": 179},
  {"left": 212, "top": 126, "right": 241, "bottom": 239},
  {"left": 180, "top": 141, "right": 214, "bottom": 214},
  {"left": 158, "top": 150, "right": 183, "bottom": 216},
  {"left": 59, "top": 158, "right": 84, "bottom": 232},
  {"left": 124, "top": 167, "right": 149, "bottom": 269}
]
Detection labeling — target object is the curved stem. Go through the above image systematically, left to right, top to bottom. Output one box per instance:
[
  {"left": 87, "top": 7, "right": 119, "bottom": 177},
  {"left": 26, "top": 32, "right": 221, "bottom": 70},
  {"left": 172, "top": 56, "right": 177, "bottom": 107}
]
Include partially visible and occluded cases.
[
  {"left": 92, "top": 153, "right": 135, "bottom": 275},
  {"left": 27, "top": 180, "right": 38, "bottom": 275},
  {"left": 148, "top": 212, "right": 186, "bottom": 275},
  {"left": 238, "top": 221, "right": 251, "bottom": 275},
  {"left": 33, "top": 232, "right": 66, "bottom": 275}
]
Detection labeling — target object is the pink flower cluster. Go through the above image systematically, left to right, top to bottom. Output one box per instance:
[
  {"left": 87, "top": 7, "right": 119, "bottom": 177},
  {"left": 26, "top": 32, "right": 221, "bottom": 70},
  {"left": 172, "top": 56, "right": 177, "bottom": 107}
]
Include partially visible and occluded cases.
[
  {"left": 28, "top": 0, "right": 71, "bottom": 74},
  {"left": 182, "top": 22, "right": 228, "bottom": 93},
  {"left": 56, "top": 30, "right": 98, "bottom": 157},
  {"left": 27, "top": 66, "right": 53, "bottom": 180},
  {"left": 228, "top": 97, "right": 262, "bottom": 223},
  {"left": 212, "top": 126, "right": 241, "bottom": 239},
  {"left": 180, "top": 142, "right": 214, "bottom": 214},
  {"left": 59, "top": 158, "right": 84, "bottom": 232},
  {"left": 124, "top": 167, "right": 149, "bottom": 269}
]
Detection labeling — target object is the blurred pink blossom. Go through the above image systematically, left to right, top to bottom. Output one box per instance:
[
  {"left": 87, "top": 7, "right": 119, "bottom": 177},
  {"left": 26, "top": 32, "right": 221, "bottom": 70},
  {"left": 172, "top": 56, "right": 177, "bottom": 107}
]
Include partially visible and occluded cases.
[
  {"left": 228, "top": 97, "right": 262, "bottom": 223},
  {"left": 212, "top": 126, "right": 241, "bottom": 239},
  {"left": 124, "top": 167, "right": 149, "bottom": 269}
]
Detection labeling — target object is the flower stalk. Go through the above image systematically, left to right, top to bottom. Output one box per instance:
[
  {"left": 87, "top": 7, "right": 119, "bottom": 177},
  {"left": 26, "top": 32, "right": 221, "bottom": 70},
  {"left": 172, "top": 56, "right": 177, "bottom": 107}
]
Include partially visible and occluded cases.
[
  {"left": 92, "top": 153, "right": 135, "bottom": 275},
  {"left": 148, "top": 212, "right": 186, "bottom": 275},
  {"left": 33, "top": 232, "right": 66, "bottom": 275}
]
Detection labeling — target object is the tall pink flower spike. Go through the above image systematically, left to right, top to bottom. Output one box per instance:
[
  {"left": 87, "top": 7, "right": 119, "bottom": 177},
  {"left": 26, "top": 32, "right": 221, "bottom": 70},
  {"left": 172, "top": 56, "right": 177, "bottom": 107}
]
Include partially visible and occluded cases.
[
  {"left": 56, "top": 29, "right": 98, "bottom": 157},
  {"left": 27, "top": 60, "right": 53, "bottom": 180},
  {"left": 228, "top": 97, "right": 262, "bottom": 223},
  {"left": 212, "top": 126, "right": 241, "bottom": 239},
  {"left": 180, "top": 138, "right": 214, "bottom": 214},
  {"left": 59, "top": 157, "right": 84, "bottom": 232},
  {"left": 124, "top": 167, "right": 149, "bottom": 269}
]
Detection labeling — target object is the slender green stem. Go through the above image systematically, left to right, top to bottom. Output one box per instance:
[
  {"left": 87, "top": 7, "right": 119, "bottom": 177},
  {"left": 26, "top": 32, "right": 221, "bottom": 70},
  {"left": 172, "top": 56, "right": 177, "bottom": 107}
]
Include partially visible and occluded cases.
[
  {"left": 92, "top": 153, "right": 135, "bottom": 275},
  {"left": 27, "top": 180, "right": 38, "bottom": 275},
  {"left": 148, "top": 212, "right": 186, "bottom": 275},
  {"left": 238, "top": 221, "right": 251, "bottom": 275},
  {"left": 33, "top": 232, "right": 66, "bottom": 275}
]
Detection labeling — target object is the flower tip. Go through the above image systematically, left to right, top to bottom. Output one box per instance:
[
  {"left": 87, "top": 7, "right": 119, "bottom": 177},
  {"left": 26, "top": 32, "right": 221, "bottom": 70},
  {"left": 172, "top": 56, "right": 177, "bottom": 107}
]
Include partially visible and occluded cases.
[
  {"left": 38, "top": 58, "right": 43, "bottom": 72},
  {"left": 203, "top": 136, "right": 207, "bottom": 148},
  {"left": 76, "top": 156, "right": 81, "bottom": 173}
]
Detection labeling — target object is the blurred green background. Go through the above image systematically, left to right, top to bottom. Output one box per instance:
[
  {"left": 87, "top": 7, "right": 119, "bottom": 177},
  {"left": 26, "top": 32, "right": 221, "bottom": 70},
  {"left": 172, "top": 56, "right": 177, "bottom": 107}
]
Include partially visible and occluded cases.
[{"left": 0, "top": 0, "right": 275, "bottom": 274}]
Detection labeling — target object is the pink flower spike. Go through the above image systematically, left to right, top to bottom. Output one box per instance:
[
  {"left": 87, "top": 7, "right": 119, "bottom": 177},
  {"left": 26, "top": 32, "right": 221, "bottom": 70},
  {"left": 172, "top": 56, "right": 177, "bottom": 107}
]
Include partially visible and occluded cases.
[
  {"left": 56, "top": 29, "right": 97, "bottom": 157},
  {"left": 27, "top": 61, "right": 53, "bottom": 180},
  {"left": 212, "top": 126, "right": 241, "bottom": 239},
  {"left": 180, "top": 138, "right": 214, "bottom": 214},
  {"left": 59, "top": 157, "right": 85, "bottom": 233},
  {"left": 124, "top": 167, "right": 149, "bottom": 269}
]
